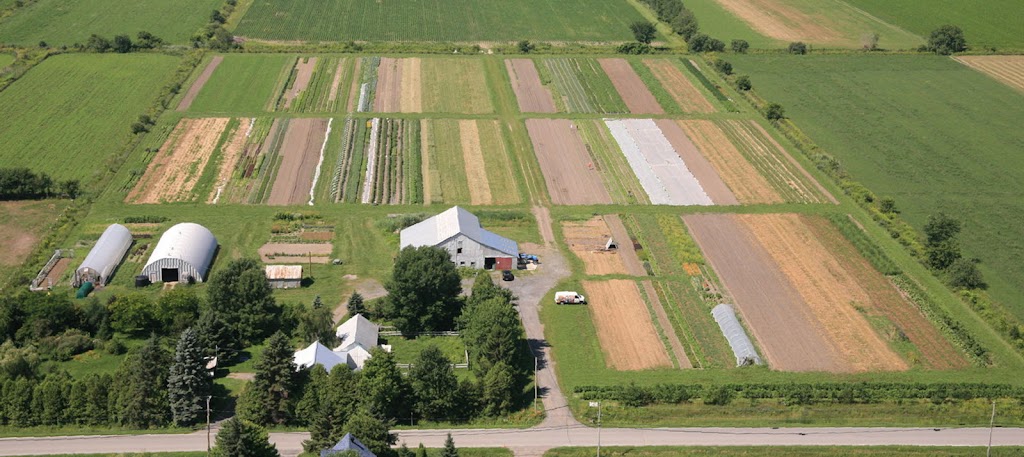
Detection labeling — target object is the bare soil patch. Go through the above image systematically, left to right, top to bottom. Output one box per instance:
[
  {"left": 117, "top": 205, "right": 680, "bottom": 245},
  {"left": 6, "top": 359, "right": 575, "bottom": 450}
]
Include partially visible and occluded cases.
[
  {"left": 715, "top": 0, "right": 841, "bottom": 43},
  {"left": 177, "top": 56, "right": 223, "bottom": 111},
  {"left": 955, "top": 56, "right": 1024, "bottom": 93},
  {"left": 282, "top": 57, "right": 318, "bottom": 109},
  {"left": 374, "top": 57, "right": 402, "bottom": 112},
  {"left": 401, "top": 58, "right": 422, "bottom": 113},
  {"left": 328, "top": 59, "right": 347, "bottom": 102},
  {"left": 506, "top": 59, "right": 556, "bottom": 113},
  {"left": 599, "top": 59, "right": 663, "bottom": 114},
  {"left": 643, "top": 59, "right": 714, "bottom": 113},
  {"left": 128, "top": 118, "right": 229, "bottom": 204},
  {"left": 267, "top": 118, "right": 330, "bottom": 205},
  {"left": 208, "top": 119, "right": 249, "bottom": 204},
  {"left": 526, "top": 119, "right": 611, "bottom": 205},
  {"left": 655, "top": 119, "right": 737, "bottom": 205},
  {"left": 459, "top": 120, "right": 492, "bottom": 205},
  {"left": 677, "top": 120, "right": 781, "bottom": 204},
  {"left": 684, "top": 213, "right": 845, "bottom": 372},
  {"left": 738, "top": 213, "right": 906, "bottom": 372},
  {"left": 604, "top": 215, "right": 645, "bottom": 276},
  {"left": 562, "top": 217, "right": 627, "bottom": 276},
  {"left": 259, "top": 242, "right": 333, "bottom": 263},
  {"left": 42, "top": 257, "right": 70, "bottom": 287},
  {"left": 583, "top": 280, "right": 672, "bottom": 370},
  {"left": 641, "top": 280, "right": 692, "bottom": 368}
]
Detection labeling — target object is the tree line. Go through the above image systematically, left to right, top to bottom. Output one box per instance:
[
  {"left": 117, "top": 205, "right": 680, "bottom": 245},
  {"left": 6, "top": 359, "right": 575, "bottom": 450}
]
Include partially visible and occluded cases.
[{"left": 0, "top": 167, "right": 79, "bottom": 200}]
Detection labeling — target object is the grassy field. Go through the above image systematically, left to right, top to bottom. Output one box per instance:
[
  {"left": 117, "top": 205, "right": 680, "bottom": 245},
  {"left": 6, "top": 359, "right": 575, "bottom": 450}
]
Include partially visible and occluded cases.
[
  {"left": 0, "top": 0, "right": 222, "bottom": 45},
  {"left": 234, "top": 0, "right": 646, "bottom": 42},
  {"left": 845, "top": 0, "right": 1024, "bottom": 49},
  {"left": 0, "top": 52, "right": 13, "bottom": 68},
  {"left": 0, "top": 53, "right": 177, "bottom": 182},
  {"left": 188, "top": 54, "right": 291, "bottom": 114},
  {"left": 731, "top": 54, "right": 1024, "bottom": 321},
  {"left": 421, "top": 58, "right": 493, "bottom": 114},
  {"left": 541, "top": 58, "right": 628, "bottom": 114},
  {"left": 0, "top": 200, "right": 70, "bottom": 291},
  {"left": 545, "top": 447, "right": 1024, "bottom": 457}
]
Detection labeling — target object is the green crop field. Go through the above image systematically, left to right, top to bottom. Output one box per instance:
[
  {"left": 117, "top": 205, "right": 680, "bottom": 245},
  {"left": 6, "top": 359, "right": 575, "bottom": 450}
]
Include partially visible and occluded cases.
[
  {"left": 0, "top": 0, "right": 222, "bottom": 45},
  {"left": 234, "top": 0, "right": 646, "bottom": 42},
  {"left": 844, "top": 0, "right": 1024, "bottom": 49},
  {"left": 0, "top": 53, "right": 13, "bottom": 68},
  {"left": 0, "top": 54, "right": 177, "bottom": 182},
  {"left": 188, "top": 54, "right": 291, "bottom": 114},
  {"left": 731, "top": 54, "right": 1024, "bottom": 321},
  {"left": 541, "top": 58, "right": 628, "bottom": 114}
]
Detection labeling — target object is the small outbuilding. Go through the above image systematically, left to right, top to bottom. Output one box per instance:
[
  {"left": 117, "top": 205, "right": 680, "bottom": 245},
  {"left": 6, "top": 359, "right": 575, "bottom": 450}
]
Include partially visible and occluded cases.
[
  {"left": 399, "top": 206, "right": 519, "bottom": 270},
  {"left": 140, "top": 223, "right": 218, "bottom": 283},
  {"left": 74, "top": 224, "right": 132, "bottom": 287},
  {"left": 266, "top": 265, "right": 302, "bottom": 289},
  {"left": 293, "top": 314, "right": 381, "bottom": 372},
  {"left": 320, "top": 433, "right": 376, "bottom": 457}
]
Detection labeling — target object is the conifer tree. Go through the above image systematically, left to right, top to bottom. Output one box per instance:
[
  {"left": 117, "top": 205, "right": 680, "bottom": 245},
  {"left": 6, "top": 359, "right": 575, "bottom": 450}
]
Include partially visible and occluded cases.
[
  {"left": 168, "top": 327, "right": 211, "bottom": 426},
  {"left": 237, "top": 331, "right": 295, "bottom": 425},
  {"left": 211, "top": 417, "right": 280, "bottom": 457}
]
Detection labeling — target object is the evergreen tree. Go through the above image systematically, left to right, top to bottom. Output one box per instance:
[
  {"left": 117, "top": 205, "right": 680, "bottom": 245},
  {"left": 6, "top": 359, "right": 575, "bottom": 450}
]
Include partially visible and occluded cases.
[
  {"left": 207, "top": 258, "right": 280, "bottom": 345},
  {"left": 347, "top": 292, "right": 367, "bottom": 317},
  {"left": 297, "top": 296, "right": 336, "bottom": 345},
  {"left": 462, "top": 296, "right": 525, "bottom": 377},
  {"left": 195, "top": 309, "right": 235, "bottom": 361},
  {"left": 168, "top": 327, "right": 211, "bottom": 426},
  {"left": 237, "top": 331, "right": 295, "bottom": 425},
  {"left": 111, "top": 336, "right": 171, "bottom": 427},
  {"left": 410, "top": 345, "right": 459, "bottom": 421},
  {"left": 357, "top": 348, "right": 411, "bottom": 421},
  {"left": 481, "top": 361, "right": 516, "bottom": 416},
  {"left": 301, "top": 364, "right": 362, "bottom": 452},
  {"left": 33, "top": 373, "right": 70, "bottom": 425},
  {"left": 84, "top": 374, "right": 110, "bottom": 425},
  {"left": 5, "top": 378, "right": 34, "bottom": 426},
  {"left": 67, "top": 378, "right": 89, "bottom": 425},
  {"left": 343, "top": 409, "right": 396, "bottom": 457},
  {"left": 211, "top": 418, "right": 280, "bottom": 457},
  {"left": 442, "top": 433, "right": 459, "bottom": 457},
  {"left": 417, "top": 444, "right": 428, "bottom": 457}
]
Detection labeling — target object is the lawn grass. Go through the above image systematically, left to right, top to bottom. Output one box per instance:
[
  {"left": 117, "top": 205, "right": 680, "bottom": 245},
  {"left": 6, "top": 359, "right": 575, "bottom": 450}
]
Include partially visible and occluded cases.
[
  {"left": 0, "top": 0, "right": 222, "bottom": 45},
  {"left": 234, "top": 0, "right": 646, "bottom": 42},
  {"left": 844, "top": 0, "right": 1024, "bottom": 50},
  {"left": 0, "top": 53, "right": 178, "bottom": 182},
  {"left": 188, "top": 54, "right": 291, "bottom": 114},
  {"left": 730, "top": 54, "right": 1024, "bottom": 322},
  {"left": 421, "top": 58, "right": 494, "bottom": 114},
  {"left": 381, "top": 335, "right": 467, "bottom": 365},
  {"left": 545, "top": 446, "right": 1024, "bottom": 457}
]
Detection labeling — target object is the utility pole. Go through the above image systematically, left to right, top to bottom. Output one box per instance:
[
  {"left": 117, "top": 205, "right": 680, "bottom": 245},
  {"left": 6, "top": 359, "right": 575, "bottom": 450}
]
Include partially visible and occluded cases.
[
  {"left": 206, "top": 395, "right": 212, "bottom": 454},
  {"left": 987, "top": 400, "right": 996, "bottom": 457},
  {"left": 597, "top": 401, "right": 602, "bottom": 457}
]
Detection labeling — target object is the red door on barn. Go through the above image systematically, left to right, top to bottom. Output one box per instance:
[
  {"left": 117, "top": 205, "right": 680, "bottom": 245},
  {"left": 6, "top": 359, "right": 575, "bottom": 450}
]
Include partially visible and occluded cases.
[{"left": 493, "top": 257, "right": 513, "bottom": 270}]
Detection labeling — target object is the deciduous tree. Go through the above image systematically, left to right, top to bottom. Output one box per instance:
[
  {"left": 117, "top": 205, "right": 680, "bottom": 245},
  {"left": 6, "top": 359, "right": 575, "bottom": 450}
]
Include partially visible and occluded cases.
[
  {"left": 629, "top": 21, "right": 657, "bottom": 44},
  {"left": 928, "top": 25, "right": 967, "bottom": 55},
  {"left": 381, "top": 246, "right": 462, "bottom": 335},
  {"left": 410, "top": 345, "right": 459, "bottom": 420}
]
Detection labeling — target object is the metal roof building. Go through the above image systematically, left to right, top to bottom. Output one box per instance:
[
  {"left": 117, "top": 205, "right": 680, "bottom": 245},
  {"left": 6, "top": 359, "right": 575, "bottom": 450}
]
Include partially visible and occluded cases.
[
  {"left": 399, "top": 206, "right": 519, "bottom": 270},
  {"left": 141, "top": 223, "right": 218, "bottom": 283},
  {"left": 74, "top": 224, "right": 132, "bottom": 287},
  {"left": 266, "top": 265, "right": 302, "bottom": 289},
  {"left": 712, "top": 304, "right": 763, "bottom": 367}
]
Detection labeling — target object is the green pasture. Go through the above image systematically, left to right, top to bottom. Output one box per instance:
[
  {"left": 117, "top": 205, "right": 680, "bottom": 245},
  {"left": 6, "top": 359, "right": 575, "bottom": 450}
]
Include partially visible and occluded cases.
[
  {"left": 0, "top": 0, "right": 222, "bottom": 45},
  {"left": 234, "top": 0, "right": 647, "bottom": 42},
  {"left": 845, "top": 0, "right": 1024, "bottom": 50},
  {"left": 0, "top": 52, "right": 13, "bottom": 68},
  {"left": 0, "top": 53, "right": 177, "bottom": 182},
  {"left": 188, "top": 54, "right": 291, "bottom": 114},
  {"left": 731, "top": 54, "right": 1024, "bottom": 321},
  {"left": 545, "top": 447, "right": 1024, "bottom": 457}
]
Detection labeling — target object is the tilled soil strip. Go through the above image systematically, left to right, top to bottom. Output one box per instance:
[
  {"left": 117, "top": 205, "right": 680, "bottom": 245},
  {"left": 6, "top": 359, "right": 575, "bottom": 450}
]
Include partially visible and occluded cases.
[
  {"left": 177, "top": 56, "right": 223, "bottom": 111},
  {"left": 282, "top": 57, "right": 318, "bottom": 109},
  {"left": 374, "top": 58, "right": 402, "bottom": 113},
  {"left": 599, "top": 58, "right": 664, "bottom": 114},
  {"left": 328, "top": 59, "right": 346, "bottom": 102},
  {"left": 345, "top": 59, "right": 362, "bottom": 112},
  {"left": 506, "top": 59, "right": 557, "bottom": 113},
  {"left": 643, "top": 59, "right": 714, "bottom": 113},
  {"left": 129, "top": 118, "right": 229, "bottom": 204},
  {"left": 267, "top": 118, "right": 330, "bottom": 205},
  {"left": 208, "top": 119, "right": 249, "bottom": 204},
  {"left": 526, "top": 119, "right": 611, "bottom": 205},
  {"left": 655, "top": 119, "right": 737, "bottom": 205},
  {"left": 420, "top": 120, "right": 432, "bottom": 204},
  {"left": 459, "top": 120, "right": 492, "bottom": 205},
  {"left": 677, "top": 120, "right": 781, "bottom": 204},
  {"left": 683, "top": 213, "right": 847, "bottom": 373},
  {"left": 603, "top": 215, "right": 645, "bottom": 276},
  {"left": 583, "top": 280, "right": 673, "bottom": 370},
  {"left": 642, "top": 280, "right": 693, "bottom": 368}
]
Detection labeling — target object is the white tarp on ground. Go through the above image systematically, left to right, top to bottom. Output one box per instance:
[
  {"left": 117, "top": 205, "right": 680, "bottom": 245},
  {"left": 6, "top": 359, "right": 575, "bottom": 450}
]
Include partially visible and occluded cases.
[
  {"left": 604, "top": 118, "right": 712, "bottom": 206},
  {"left": 711, "top": 304, "right": 763, "bottom": 367}
]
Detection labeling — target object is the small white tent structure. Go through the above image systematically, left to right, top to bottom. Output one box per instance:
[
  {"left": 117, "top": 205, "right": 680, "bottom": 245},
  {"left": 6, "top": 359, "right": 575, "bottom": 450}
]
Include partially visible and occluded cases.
[
  {"left": 141, "top": 223, "right": 218, "bottom": 283},
  {"left": 75, "top": 224, "right": 132, "bottom": 286},
  {"left": 712, "top": 304, "right": 762, "bottom": 367},
  {"left": 294, "top": 314, "right": 381, "bottom": 372},
  {"left": 335, "top": 314, "right": 378, "bottom": 351},
  {"left": 294, "top": 341, "right": 348, "bottom": 372}
]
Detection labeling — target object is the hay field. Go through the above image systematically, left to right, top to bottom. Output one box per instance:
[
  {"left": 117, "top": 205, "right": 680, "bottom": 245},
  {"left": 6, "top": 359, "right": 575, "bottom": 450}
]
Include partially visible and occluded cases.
[
  {"left": 845, "top": 0, "right": 1024, "bottom": 49},
  {"left": 187, "top": 54, "right": 292, "bottom": 113},
  {"left": 955, "top": 56, "right": 1024, "bottom": 93},
  {"left": 583, "top": 280, "right": 672, "bottom": 371}
]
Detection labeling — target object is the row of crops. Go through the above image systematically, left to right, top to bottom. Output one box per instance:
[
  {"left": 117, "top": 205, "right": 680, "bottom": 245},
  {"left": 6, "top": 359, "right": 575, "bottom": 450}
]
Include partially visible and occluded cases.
[
  {"left": 272, "top": 57, "right": 349, "bottom": 114},
  {"left": 542, "top": 58, "right": 628, "bottom": 114},
  {"left": 330, "top": 117, "right": 423, "bottom": 205}
]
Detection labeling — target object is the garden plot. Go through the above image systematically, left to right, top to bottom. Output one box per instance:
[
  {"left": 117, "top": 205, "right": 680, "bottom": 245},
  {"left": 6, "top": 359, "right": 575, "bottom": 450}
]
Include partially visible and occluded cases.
[
  {"left": 177, "top": 56, "right": 223, "bottom": 111},
  {"left": 955, "top": 56, "right": 1024, "bottom": 93},
  {"left": 272, "top": 57, "right": 349, "bottom": 113},
  {"left": 278, "top": 57, "right": 318, "bottom": 110},
  {"left": 352, "top": 57, "right": 380, "bottom": 113},
  {"left": 373, "top": 57, "right": 405, "bottom": 112},
  {"left": 366, "top": 58, "right": 490, "bottom": 114},
  {"left": 543, "top": 58, "right": 628, "bottom": 114},
  {"left": 506, "top": 59, "right": 556, "bottom": 113},
  {"left": 598, "top": 59, "right": 663, "bottom": 114},
  {"left": 643, "top": 59, "right": 714, "bottom": 113},
  {"left": 128, "top": 118, "right": 229, "bottom": 204},
  {"left": 214, "top": 118, "right": 288, "bottom": 204},
  {"left": 267, "top": 118, "right": 332, "bottom": 206},
  {"left": 330, "top": 118, "right": 423, "bottom": 205},
  {"left": 207, "top": 119, "right": 250, "bottom": 204},
  {"left": 526, "top": 119, "right": 612, "bottom": 205},
  {"left": 603, "top": 119, "right": 716, "bottom": 206},
  {"left": 676, "top": 120, "right": 782, "bottom": 204},
  {"left": 718, "top": 120, "right": 832, "bottom": 203},
  {"left": 563, "top": 217, "right": 634, "bottom": 276},
  {"left": 259, "top": 242, "right": 333, "bottom": 264},
  {"left": 583, "top": 280, "right": 672, "bottom": 370}
]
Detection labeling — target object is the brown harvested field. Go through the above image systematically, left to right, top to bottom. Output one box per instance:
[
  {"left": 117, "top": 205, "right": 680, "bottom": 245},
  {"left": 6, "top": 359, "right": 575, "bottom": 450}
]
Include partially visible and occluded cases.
[
  {"left": 715, "top": 0, "right": 840, "bottom": 43},
  {"left": 177, "top": 56, "right": 223, "bottom": 111},
  {"left": 955, "top": 56, "right": 1024, "bottom": 93},
  {"left": 282, "top": 57, "right": 318, "bottom": 109},
  {"left": 374, "top": 57, "right": 402, "bottom": 112},
  {"left": 401, "top": 58, "right": 422, "bottom": 112},
  {"left": 598, "top": 58, "right": 663, "bottom": 114},
  {"left": 327, "top": 59, "right": 346, "bottom": 102},
  {"left": 506, "top": 59, "right": 556, "bottom": 113},
  {"left": 643, "top": 59, "right": 714, "bottom": 113},
  {"left": 128, "top": 118, "right": 229, "bottom": 204},
  {"left": 267, "top": 118, "right": 330, "bottom": 206},
  {"left": 207, "top": 119, "right": 250, "bottom": 204},
  {"left": 525, "top": 119, "right": 611, "bottom": 205},
  {"left": 655, "top": 119, "right": 737, "bottom": 205},
  {"left": 459, "top": 120, "right": 491, "bottom": 205},
  {"left": 677, "top": 120, "right": 782, "bottom": 204},
  {"left": 736, "top": 120, "right": 835, "bottom": 203},
  {"left": 0, "top": 200, "right": 65, "bottom": 274},
  {"left": 684, "top": 213, "right": 845, "bottom": 373},
  {"left": 738, "top": 213, "right": 907, "bottom": 372},
  {"left": 604, "top": 215, "right": 645, "bottom": 276},
  {"left": 562, "top": 217, "right": 627, "bottom": 276},
  {"left": 259, "top": 242, "right": 333, "bottom": 263},
  {"left": 583, "top": 280, "right": 672, "bottom": 370},
  {"left": 641, "top": 280, "right": 692, "bottom": 368}
]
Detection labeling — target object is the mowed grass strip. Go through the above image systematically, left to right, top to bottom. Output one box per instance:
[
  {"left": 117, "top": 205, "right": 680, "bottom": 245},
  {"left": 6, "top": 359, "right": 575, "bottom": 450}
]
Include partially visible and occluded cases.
[
  {"left": 0, "top": 0, "right": 222, "bottom": 45},
  {"left": 234, "top": 0, "right": 645, "bottom": 42},
  {"left": 844, "top": 0, "right": 1024, "bottom": 49},
  {"left": 0, "top": 54, "right": 177, "bottom": 182},
  {"left": 188, "top": 54, "right": 292, "bottom": 113},
  {"left": 731, "top": 54, "right": 1024, "bottom": 320},
  {"left": 421, "top": 58, "right": 493, "bottom": 114},
  {"left": 425, "top": 119, "right": 471, "bottom": 204}
]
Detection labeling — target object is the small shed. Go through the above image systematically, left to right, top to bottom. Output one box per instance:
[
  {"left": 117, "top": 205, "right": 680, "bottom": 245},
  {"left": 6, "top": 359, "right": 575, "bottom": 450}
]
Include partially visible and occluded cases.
[
  {"left": 399, "top": 206, "right": 519, "bottom": 270},
  {"left": 140, "top": 223, "right": 218, "bottom": 283},
  {"left": 74, "top": 224, "right": 132, "bottom": 286},
  {"left": 266, "top": 265, "right": 302, "bottom": 289},
  {"left": 711, "top": 304, "right": 762, "bottom": 367}
]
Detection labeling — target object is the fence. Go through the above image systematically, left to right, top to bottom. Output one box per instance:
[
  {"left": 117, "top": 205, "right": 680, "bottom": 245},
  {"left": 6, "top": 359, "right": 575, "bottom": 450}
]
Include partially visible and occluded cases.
[
  {"left": 29, "top": 249, "right": 73, "bottom": 291},
  {"left": 396, "top": 350, "right": 470, "bottom": 370}
]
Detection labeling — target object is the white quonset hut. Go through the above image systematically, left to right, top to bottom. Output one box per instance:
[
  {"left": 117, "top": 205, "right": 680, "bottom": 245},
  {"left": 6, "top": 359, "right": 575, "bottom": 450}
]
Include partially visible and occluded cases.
[
  {"left": 399, "top": 206, "right": 519, "bottom": 270},
  {"left": 141, "top": 223, "right": 218, "bottom": 283},
  {"left": 74, "top": 224, "right": 132, "bottom": 287},
  {"left": 711, "top": 304, "right": 763, "bottom": 367}
]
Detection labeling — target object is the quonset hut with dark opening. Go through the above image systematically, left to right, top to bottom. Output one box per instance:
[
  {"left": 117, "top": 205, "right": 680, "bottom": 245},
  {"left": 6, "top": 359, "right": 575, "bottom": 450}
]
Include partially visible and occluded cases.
[{"left": 140, "top": 223, "right": 218, "bottom": 283}]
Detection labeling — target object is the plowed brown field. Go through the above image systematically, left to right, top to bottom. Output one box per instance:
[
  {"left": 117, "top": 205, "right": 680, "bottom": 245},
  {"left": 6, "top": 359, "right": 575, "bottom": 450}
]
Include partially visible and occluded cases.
[
  {"left": 716, "top": 0, "right": 840, "bottom": 43},
  {"left": 955, "top": 56, "right": 1024, "bottom": 93},
  {"left": 374, "top": 57, "right": 403, "bottom": 112},
  {"left": 599, "top": 58, "right": 663, "bottom": 114},
  {"left": 506, "top": 59, "right": 556, "bottom": 113},
  {"left": 643, "top": 59, "right": 714, "bottom": 113},
  {"left": 128, "top": 118, "right": 229, "bottom": 204},
  {"left": 267, "top": 118, "right": 329, "bottom": 206},
  {"left": 526, "top": 119, "right": 611, "bottom": 205},
  {"left": 655, "top": 119, "right": 737, "bottom": 205},
  {"left": 677, "top": 120, "right": 781, "bottom": 204},
  {"left": 563, "top": 217, "right": 627, "bottom": 275},
  {"left": 583, "top": 280, "right": 672, "bottom": 370}
]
